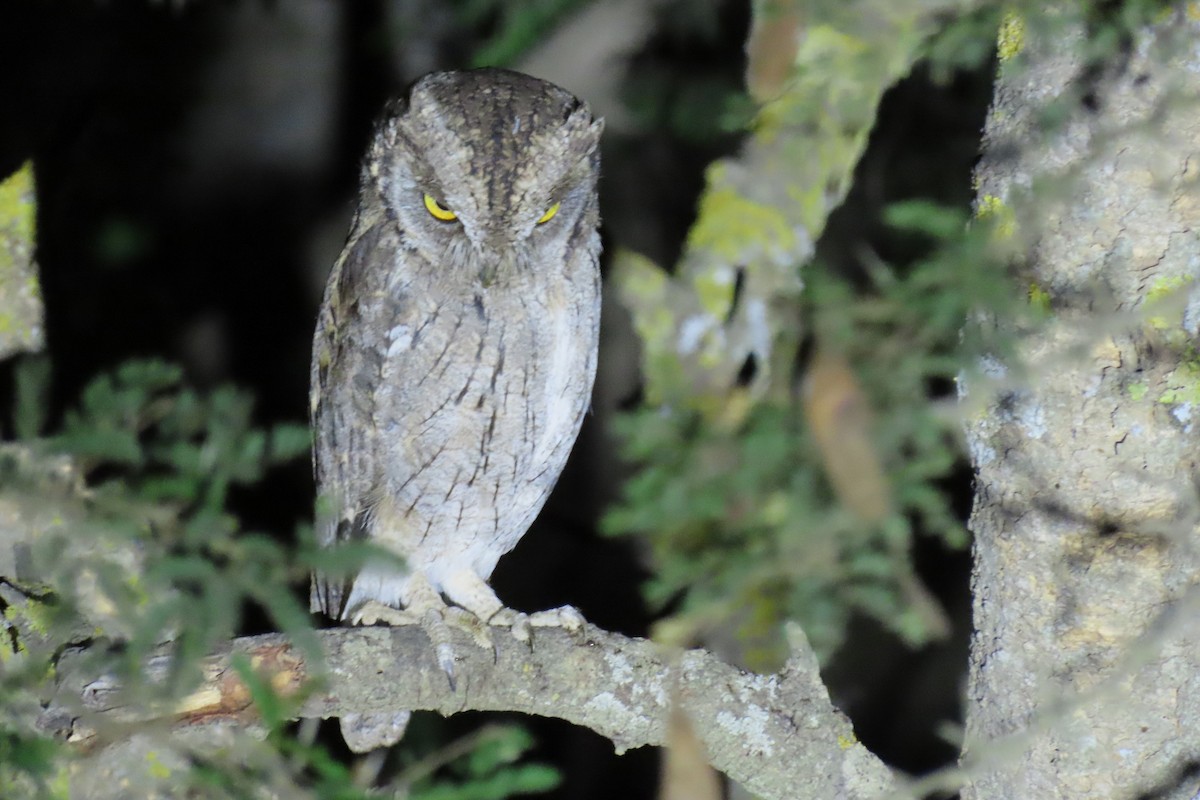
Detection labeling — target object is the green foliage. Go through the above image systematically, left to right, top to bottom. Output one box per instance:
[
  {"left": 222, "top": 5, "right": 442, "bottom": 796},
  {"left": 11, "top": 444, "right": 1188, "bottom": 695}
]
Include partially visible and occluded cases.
[
  {"left": 457, "top": 0, "right": 595, "bottom": 67},
  {"left": 602, "top": 0, "right": 1025, "bottom": 667},
  {"left": 617, "top": 3, "right": 754, "bottom": 144},
  {"left": 922, "top": 3, "right": 1007, "bottom": 78},
  {"left": 621, "top": 69, "right": 752, "bottom": 144},
  {"left": 605, "top": 197, "right": 1021, "bottom": 665},
  {"left": 13, "top": 354, "right": 49, "bottom": 441},
  {"left": 0, "top": 357, "right": 558, "bottom": 799},
  {"left": 0, "top": 358, "right": 324, "bottom": 796},
  {"left": 50, "top": 359, "right": 309, "bottom": 505},
  {"left": 30, "top": 360, "right": 318, "bottom": 687},
  {"left": 175, "top": 655, "right": 373, "bottom": 800},
  {"left": 153, "top": 658, "right": 556, "bottom": 800},
  {"left": 218, "top": 658, "right": 559, "bottom": 800},
  {"left": 399, "top": 724, "right": 560, "bottom": 800},
  {"left": 0, "top": 726, "right": 62, "bottom": 800}
]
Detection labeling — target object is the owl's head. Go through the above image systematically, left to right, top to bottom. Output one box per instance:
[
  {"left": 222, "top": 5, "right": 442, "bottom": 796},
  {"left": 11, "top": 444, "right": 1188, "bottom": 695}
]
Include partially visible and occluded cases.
[{"left": 367, "top": 68, "right": 604, "bottom": 287}]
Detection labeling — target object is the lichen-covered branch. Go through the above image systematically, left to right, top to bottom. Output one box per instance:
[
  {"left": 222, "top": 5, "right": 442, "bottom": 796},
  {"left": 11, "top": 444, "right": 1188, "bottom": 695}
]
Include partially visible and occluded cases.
[
  {"left": 604, "top": 0, "right": 993, "bottom": 666},
  {"left": 616, "top": 0, "right": 981, "bottom": 412},
  {"left": 0, "top": 162, "right": 45, "bottom": 359},
  {"left": 0, "top": 448, "right": 893, "bottom": 800},
  {"left": 50, "top": 624, "right": 894, "bottom": 800}
]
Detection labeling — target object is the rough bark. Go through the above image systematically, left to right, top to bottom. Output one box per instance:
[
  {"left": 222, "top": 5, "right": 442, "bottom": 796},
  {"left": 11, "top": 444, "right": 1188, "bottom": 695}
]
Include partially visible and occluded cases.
[
  {"left": 962, "top": 12, "right": 1200, "bottom": 800},
  {"left": 41, "top": 625, "right": 894, "bottom": 800}
]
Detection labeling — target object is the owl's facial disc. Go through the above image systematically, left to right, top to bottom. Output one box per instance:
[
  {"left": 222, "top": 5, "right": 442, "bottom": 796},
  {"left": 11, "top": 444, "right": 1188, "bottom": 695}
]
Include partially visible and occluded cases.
[{"left": 373, "top": 68, "right": 601, "bottom": 286}]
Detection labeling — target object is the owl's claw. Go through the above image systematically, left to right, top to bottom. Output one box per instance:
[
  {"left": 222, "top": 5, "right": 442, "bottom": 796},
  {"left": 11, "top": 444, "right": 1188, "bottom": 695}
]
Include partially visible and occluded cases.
[
  {"left": 354, "top": 572, "right": 587, "bottom": 682},
  {"left": 348, "top": 594, "right": 473, "bottom": 690},
  {"left": 411, "top": 599, "right": 504, "bottom": 688},
  {"left": 351, "top": 600, "right": 420, "bottom": 627},
  {"left": 489, "top": 604, "right": 586, "bottom": 647},
  {"left": 528, "top": 604, "right": 586, "bottom": 635},
  {"left": 417, "top": 607, "right": 458, "bottom": 690},
  {"left": 443, "top": 607, "right": 494, "bottom": 650},
  {"left": 488, "top": 608, "right": 531, "bottom": 643}
]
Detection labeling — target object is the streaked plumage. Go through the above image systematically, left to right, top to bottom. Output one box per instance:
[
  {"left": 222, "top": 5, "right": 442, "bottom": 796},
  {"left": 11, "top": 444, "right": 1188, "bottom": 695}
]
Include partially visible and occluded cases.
[{"left": 310, "top": 68, "right": 602, "bottom": 752}]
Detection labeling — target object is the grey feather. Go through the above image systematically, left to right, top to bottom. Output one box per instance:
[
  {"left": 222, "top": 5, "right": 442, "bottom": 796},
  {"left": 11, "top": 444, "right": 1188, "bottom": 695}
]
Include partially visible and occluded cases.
[{"left": 309, "top": 68, "right": 602, "bottom": 752}]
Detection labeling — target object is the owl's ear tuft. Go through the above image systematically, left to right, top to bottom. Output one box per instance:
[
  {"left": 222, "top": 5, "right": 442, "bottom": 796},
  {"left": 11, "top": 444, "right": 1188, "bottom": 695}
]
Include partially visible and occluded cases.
[
  {"left": 383, "top": 93, "right": 411, "bottom": 120},
  {"left": 562, "top": 97, "right": 586, "bottom": 123},
  {"left": 562, "top": 100, "right": 597, "bottom": 130},
  {"left": 562, "top": 103, "right": 604, "bottom": 159},
  {"left": 581, "top": 117, "right": 605, "bottom": 161}
]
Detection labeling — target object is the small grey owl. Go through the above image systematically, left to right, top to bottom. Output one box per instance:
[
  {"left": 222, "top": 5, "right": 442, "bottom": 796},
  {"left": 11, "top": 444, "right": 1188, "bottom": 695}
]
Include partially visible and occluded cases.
[{"left": 310, "top": 68, "right": 602, "bottom": 752}]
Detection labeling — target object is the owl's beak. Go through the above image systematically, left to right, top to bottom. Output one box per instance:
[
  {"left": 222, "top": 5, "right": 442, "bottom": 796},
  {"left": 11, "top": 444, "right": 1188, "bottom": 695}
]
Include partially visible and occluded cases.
[{"left": 478, "top": 248, "right": 517, "bottom": 288}]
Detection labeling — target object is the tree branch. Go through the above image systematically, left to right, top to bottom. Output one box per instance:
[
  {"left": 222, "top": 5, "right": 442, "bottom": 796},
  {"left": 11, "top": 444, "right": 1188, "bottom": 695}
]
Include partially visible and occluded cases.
[{"left": 58, "top": 623, "right": 895, "bottom": 800}]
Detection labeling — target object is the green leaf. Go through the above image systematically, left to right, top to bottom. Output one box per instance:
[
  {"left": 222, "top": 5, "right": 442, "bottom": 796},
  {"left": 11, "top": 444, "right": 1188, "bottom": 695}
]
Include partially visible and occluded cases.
[
  {"left": 465, "top": 0, "right": 592, "bottom": 67},
  {"left": 884, "top": 200, "right": 968, "bottom": 239},
  {"left": 13, "top": 354, "right": 50, "bottom": 440},
  {"left": 115, "top": 359, "right": 182, "bottom": 393},
  {"left": 267, "top": 423, "right": 312, "bottom": 464},
  {"left": 52, "top": 426, "right": 143, "bottom": 466},
  {"left": 231, "top": 430, "right": 267, "bottom": 481},
  {"left": 163, "top": 440, "right": 203, "bottom": 476},
  {"left": 298, "top": 540, "right": 405, "bottom": 577},
  {"left": 230, "top": 652, "right": 285, "bottom": 731},
  {"left": 0, "top": 726, "right": 59, "bottom": 780},
  {"left": 466, "top": 726, "right": 532, "bottom": 775}
]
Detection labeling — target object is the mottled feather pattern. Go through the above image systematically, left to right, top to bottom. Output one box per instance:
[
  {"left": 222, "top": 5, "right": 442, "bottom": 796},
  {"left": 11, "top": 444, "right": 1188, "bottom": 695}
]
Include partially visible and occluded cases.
[{"left": 310, "top": 69, "right": 603, "bottom": 631}]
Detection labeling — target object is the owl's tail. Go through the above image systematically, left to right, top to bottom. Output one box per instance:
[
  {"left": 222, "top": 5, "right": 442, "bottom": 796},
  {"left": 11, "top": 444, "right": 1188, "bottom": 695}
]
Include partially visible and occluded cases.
[{"left": 340, "top": 711, "right": 412, "bottom": 753}]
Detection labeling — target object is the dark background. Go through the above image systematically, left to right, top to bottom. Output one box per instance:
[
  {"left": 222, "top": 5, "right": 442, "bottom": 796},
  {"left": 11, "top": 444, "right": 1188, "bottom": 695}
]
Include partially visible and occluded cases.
[{"left": 0, "top": 2, "right": 993, "bottom": 796}]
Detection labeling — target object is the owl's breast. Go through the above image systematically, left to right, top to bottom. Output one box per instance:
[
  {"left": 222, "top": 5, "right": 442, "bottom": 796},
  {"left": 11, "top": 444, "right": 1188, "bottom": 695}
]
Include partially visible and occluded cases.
[{"left": 371, "top": 271, "right": 599, "bottom": 579}]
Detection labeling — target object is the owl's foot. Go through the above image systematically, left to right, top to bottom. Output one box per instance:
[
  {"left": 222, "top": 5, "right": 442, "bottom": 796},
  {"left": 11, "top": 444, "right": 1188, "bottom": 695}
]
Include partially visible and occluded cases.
[
  {"left": 441, "top": 568, "right": 587, "bottom": 647},
  {"left": 349, "top": 578, "right": 491, "bottom": 689},
  {"left": 408, "top": 581, "right": 493, "bottom": 688},
  {"left": 351, "top": 599, "right": 456, "bottom": 684},
  {"left": 350, "top": 600, "right": 419, "bottom": 627},
  {"left": 490, "top": 605, "right": 586, "bottom": 644},
  {"left": 529, "top": 605, "right": 586, "bottom": 632}
]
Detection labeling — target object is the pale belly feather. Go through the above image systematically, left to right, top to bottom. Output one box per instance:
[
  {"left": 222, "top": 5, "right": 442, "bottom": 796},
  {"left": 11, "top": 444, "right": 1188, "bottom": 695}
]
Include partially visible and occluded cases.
[{"left": 359, "top": 276, "right": 595, "bottom": 602}]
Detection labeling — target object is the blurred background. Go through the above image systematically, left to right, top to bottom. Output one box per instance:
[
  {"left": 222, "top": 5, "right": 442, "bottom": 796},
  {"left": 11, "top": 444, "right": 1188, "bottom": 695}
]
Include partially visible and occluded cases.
[{"left": 0, "top": 1, "right": 996, "bottom": 796}]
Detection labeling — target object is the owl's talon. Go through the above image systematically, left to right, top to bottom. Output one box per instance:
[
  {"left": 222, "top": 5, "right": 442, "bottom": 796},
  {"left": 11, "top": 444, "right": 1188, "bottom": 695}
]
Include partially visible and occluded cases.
[
  {"left": 348, "top": 597, "right": 460, "bottom": 688},
  {"left": 351, "top": 600, "right": 419, "bottom": 627},
  {"left": 528, "top": 605, "right": 586, "bottom": 638},
  {"left": 411, "top": 607, "right": 463, "bottom": 690},
  {"left": 444, "top": 607, "right": 495, "bottom": 652},
  {"left": 488, "top": 608, "right": 532, "bottom": 643},
  {"left": 506, "top": 614, "right": 532, "bottom": 646},
  {"left": 511, "top": 615, "right": 532, "bottom": 645},
  {"left": 436, "top": 643, "right": 457, "bottom": 690}
]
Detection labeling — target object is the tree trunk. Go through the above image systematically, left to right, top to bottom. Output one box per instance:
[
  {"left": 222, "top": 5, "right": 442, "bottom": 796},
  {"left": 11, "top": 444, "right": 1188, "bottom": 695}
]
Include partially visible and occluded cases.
[{"left": 963, "top": 12, "right": 1200, "bottom": 799}]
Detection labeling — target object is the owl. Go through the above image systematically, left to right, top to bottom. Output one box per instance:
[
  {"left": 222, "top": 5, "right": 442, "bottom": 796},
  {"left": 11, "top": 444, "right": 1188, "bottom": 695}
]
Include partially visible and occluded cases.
[{"left": 310, "top": 68, "right": 603, "bottom": 752}]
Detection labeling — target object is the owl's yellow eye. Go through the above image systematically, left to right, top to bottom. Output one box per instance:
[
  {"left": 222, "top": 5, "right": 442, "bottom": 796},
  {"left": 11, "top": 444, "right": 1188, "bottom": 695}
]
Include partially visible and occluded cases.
[
  {"left": 423, "top": 194, "right": 457, "bottom": 222},
  {"left": 536, "top": 202, "right": 560, "bottom": 224}
]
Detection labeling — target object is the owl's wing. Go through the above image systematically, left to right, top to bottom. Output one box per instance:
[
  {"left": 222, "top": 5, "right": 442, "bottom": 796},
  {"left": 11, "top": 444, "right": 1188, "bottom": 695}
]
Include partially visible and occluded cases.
[{"left": 309, "top": 219, "right": 397, "bottom": 619}]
